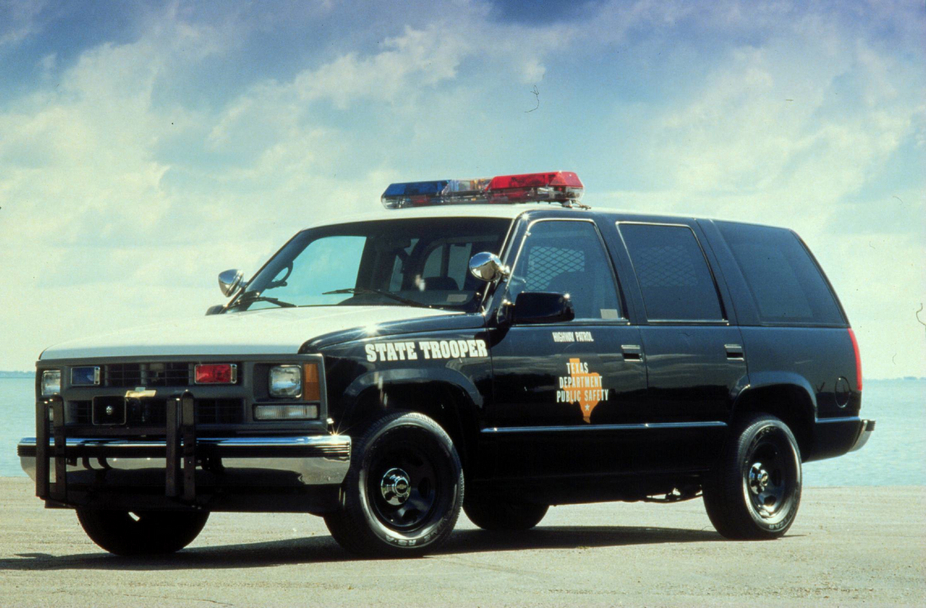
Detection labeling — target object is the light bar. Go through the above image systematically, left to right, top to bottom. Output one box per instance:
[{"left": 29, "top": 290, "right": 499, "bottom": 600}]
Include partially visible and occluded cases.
[{"left": 381, "top": 171, "right": 584, "bottom": 209}]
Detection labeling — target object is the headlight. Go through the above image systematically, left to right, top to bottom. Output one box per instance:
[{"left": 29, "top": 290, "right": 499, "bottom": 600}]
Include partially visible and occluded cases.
[
  {"left": 269, "top": 365, "right": 302, "bottom": 399},
  {"left": 41, "top": 370, "right": 61, "bottom": 396}
]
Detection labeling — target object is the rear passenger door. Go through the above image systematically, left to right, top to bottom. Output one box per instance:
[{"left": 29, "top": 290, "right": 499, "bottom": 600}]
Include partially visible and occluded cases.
[{"left": 617, "top": 222, "right": 747, "bottom": 471}]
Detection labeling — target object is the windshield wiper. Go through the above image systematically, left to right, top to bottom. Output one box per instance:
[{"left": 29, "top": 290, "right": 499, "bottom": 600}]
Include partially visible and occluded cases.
[
  {"left": 323, "top": 287, "right": 432, "bottom": 309},
  {"left": 233, "top": 291, "right": 296, "bottom": 309}
]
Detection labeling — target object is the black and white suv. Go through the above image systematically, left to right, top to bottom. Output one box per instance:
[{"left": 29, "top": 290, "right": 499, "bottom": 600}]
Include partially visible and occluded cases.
[{"left": 19, "top": 171, "right": 874, "bottom": 556}]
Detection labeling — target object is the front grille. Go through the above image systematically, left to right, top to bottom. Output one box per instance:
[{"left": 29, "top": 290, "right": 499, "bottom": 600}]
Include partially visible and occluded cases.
[
  {"left": 105, "top": 362, "right": 192, "bottom": 388},
  {"left": 66, "top": 399, "right": 244, "bottom": 425},
  {"left": 196, "top": 399, "right": 244, "bottom": 424},
  {"left": 71, "top": 400, "right": 92, "bottom": 424}
]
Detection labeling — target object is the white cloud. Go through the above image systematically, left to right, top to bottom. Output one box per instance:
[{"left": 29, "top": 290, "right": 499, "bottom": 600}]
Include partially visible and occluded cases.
[{"left": 293, "top": 25, "right": 469, "bottom": 109}]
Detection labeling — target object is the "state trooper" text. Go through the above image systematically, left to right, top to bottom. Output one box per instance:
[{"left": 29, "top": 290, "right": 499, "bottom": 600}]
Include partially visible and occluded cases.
[{"left": 365, "top": 339, "right": 489, "bottom": 362}]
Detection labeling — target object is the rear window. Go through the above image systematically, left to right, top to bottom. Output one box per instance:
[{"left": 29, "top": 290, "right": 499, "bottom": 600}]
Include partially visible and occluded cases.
[{"left": 717, "top": 222, "right": 845, "bottom": 325}]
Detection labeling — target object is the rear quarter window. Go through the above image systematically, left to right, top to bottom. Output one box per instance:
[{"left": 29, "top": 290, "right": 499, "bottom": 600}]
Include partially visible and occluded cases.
[{"left": 716, "top": 222, "right": 846, "bottom": 326}]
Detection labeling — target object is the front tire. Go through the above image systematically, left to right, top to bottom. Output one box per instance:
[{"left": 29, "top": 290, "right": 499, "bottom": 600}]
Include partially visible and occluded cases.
[
  {"left": 324, "top": 412, "right": 464, "bottom": 557},
  {"left": 703, "top": 414, "right": 802, "bottom": 539},
  {"left": 464, "top": 497, "right": 548, "bottom": 531},
  {"left": 76, "top": 509, "right": 209, "bottom": 556}
]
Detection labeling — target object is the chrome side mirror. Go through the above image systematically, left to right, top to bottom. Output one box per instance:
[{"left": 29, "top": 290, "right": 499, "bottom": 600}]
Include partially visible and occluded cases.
[
  {"left": 469, "top": 252, "right": 509, "bottom": 282},
  {"left": 218, "top": 269, "right": 247, "bottom": 296}
]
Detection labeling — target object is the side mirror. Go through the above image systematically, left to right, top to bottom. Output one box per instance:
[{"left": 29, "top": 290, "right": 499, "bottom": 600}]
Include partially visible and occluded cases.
[
  {"left": 469, "top": 252, "right": 509, "bottom": 282},
  {"left": 218, "top": 269, "right": 247, "bottom": 297},
  {"left": 509, "top": 292, "right": 575, "bottom": 325},
  {"left": 205, "top": 305, "right": 225, "bottom": 316}
]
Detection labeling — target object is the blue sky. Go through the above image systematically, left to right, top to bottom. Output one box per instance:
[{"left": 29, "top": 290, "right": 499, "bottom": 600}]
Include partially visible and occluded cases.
[{"left": 0, "top": 0, "right": 923, "bottom": 377}]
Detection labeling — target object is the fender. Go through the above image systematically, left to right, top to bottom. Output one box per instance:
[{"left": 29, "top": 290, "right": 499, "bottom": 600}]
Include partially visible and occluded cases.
[
  {"left": 337, "top": 366, "right": 487, "bottom": 472},
  {"left": 341, "top": 367, "right": 485, "bottom": 412},
  {"left": 733, "top": 371, "right": 818, "bottom": 418}
]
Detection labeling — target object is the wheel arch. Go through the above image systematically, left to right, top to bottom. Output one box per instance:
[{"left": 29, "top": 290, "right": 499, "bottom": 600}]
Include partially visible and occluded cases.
[
  {"left": 337, "top": 369, "right": 484, "bottom": 471},
  {"left": 732, "top": 373, "right": 817, "bottom": 460}
]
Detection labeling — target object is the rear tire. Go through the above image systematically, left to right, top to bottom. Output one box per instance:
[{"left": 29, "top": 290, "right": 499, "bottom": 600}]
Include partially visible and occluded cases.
[
  {"left": 324, "top": 412, "right": 464, "bottom": 557},
  {"left": 703, "top": 414, "right": 802, "bottom": 540},
  {"left": 464, "top": 498, "right": 548, "bottom": 531},
  {"left": 76, "top": 509, "right": 209, "bottom": 556}
]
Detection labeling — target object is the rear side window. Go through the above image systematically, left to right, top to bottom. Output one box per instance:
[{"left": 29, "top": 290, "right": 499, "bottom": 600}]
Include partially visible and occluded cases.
[
  {"left": 717, "top": 222, "right": 845, "bottom": 325},
  {"left": 619, "top": 224, "right": 725, "bottom": 322}
]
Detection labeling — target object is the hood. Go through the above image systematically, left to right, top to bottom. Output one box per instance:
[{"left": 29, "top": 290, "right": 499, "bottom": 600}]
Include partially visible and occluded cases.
[{"left": 40, "top": 306, "right": 459, "bottom": 360}]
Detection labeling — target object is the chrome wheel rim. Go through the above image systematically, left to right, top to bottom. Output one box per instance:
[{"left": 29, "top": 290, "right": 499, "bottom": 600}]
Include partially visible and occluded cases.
[{"left": 368, "top": 445, "right": 438, "bottom": 531}]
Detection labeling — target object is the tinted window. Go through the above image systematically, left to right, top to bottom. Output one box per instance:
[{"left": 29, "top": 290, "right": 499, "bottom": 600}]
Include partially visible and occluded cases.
[
  {"left": 509, "top": 221, "right": 622, "bottom": 320},
  {"left": 717, "top": 222, "right": 845, "bottom": 325},
  {"left": 620, "top": 224, "right": 725, "bottom": 321}
]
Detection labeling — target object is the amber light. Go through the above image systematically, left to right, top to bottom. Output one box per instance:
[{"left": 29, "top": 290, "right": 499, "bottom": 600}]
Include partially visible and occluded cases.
[
  {"left": 302, "top": 363, "right": 320, "bottom": 401},
  {"left": 195, "top": 364, "right": 237, "bottom": 384}
]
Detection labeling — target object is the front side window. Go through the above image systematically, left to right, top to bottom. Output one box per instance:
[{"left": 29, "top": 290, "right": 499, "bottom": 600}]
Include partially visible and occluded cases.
[
  {"left": 228, "top": 218, "right": 511, "bottom": 312},
  {"left": 506, "top": 220, "right": 622, "bottom": 320},
  {"left": 620, "top": 223, "right": 725, "bottom": 322}
]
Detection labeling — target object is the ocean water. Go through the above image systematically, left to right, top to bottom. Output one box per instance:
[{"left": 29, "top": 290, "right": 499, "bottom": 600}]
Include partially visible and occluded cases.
[{"left": 1, "top": 377, "right": 922, "bottom": 485}]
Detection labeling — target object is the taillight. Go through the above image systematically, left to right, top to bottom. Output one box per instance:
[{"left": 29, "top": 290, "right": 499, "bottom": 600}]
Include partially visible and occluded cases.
[{"left": 847, "top": 329, "right": 862, "bottom": 392}]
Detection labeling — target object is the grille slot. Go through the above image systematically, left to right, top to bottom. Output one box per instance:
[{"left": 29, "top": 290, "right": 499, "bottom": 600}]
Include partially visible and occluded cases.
[
  {"left": 105, "top": 362, "right": 193, "bottom": 388},
  {"left": 66, "top": 399, "right": 244, "bottom": 425},
  {"left": 196, "top": 399, "right": 244, "bottom": 424},
  {"left": 69, "top": 401, "right": 92, "bottom": 424}
]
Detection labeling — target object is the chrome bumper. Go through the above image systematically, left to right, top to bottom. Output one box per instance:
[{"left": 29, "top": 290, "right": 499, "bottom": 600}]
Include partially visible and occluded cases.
[
  {"left": 848, "top": 419, "right": 875, "bottom": 452},
  {"left": 18, "top": 435, "right": 351, "bottom": 487}
]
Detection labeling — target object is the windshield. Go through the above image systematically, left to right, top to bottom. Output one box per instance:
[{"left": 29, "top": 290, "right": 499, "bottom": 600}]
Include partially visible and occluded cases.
[{"left": 227, "top": 217, "right": 512, "bottom": 313}]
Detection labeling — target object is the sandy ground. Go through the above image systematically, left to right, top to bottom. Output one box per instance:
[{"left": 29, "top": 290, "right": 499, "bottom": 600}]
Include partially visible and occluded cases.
[{"left": 0, "top": 478, "right": 923, "bottom": 607}]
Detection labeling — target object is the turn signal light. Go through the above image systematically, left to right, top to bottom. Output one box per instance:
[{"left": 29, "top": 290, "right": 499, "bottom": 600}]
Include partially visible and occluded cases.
[{"left": 304, "top": 363, "right": 320, "bottom": 401}]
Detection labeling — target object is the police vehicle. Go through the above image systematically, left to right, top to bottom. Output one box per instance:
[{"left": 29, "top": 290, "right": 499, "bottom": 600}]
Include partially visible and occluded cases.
[{"left": 18, "top": 171, "right": 874, "bottom": 556}]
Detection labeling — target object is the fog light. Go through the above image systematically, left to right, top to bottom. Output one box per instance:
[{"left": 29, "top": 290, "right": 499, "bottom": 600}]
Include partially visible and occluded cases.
[
  {"left": 269, "top": 365, "right": 302, "bottom": 399},
  {"left": 41, "top": 370, "right": 61, "bottom": 396},
  {"left": 254, "top": 404, "right": 318, "bottom": 421}
]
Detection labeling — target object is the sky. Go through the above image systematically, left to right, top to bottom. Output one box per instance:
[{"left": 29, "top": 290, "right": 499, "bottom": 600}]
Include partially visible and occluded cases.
[{"left": 0, "top": 0, "right": 923, "bottom": 378}]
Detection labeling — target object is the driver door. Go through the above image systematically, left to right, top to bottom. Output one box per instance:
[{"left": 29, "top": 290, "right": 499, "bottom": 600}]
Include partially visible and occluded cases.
[{"left": 488, "top": 219, "right": 647, "bottom": 481}]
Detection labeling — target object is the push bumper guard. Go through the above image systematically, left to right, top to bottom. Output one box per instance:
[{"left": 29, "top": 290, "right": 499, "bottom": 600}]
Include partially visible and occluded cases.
[{"left": 20, "top": 392, "right": 350, "bottom": 508}]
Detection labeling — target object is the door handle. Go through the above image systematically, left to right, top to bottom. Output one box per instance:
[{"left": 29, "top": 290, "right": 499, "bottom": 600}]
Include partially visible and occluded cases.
[
  {"left": 725, "top": 344, "right": 745, "bottom": 360},
  {"left": 621, "top": 345, "right": 643, "bottom": 361}
]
